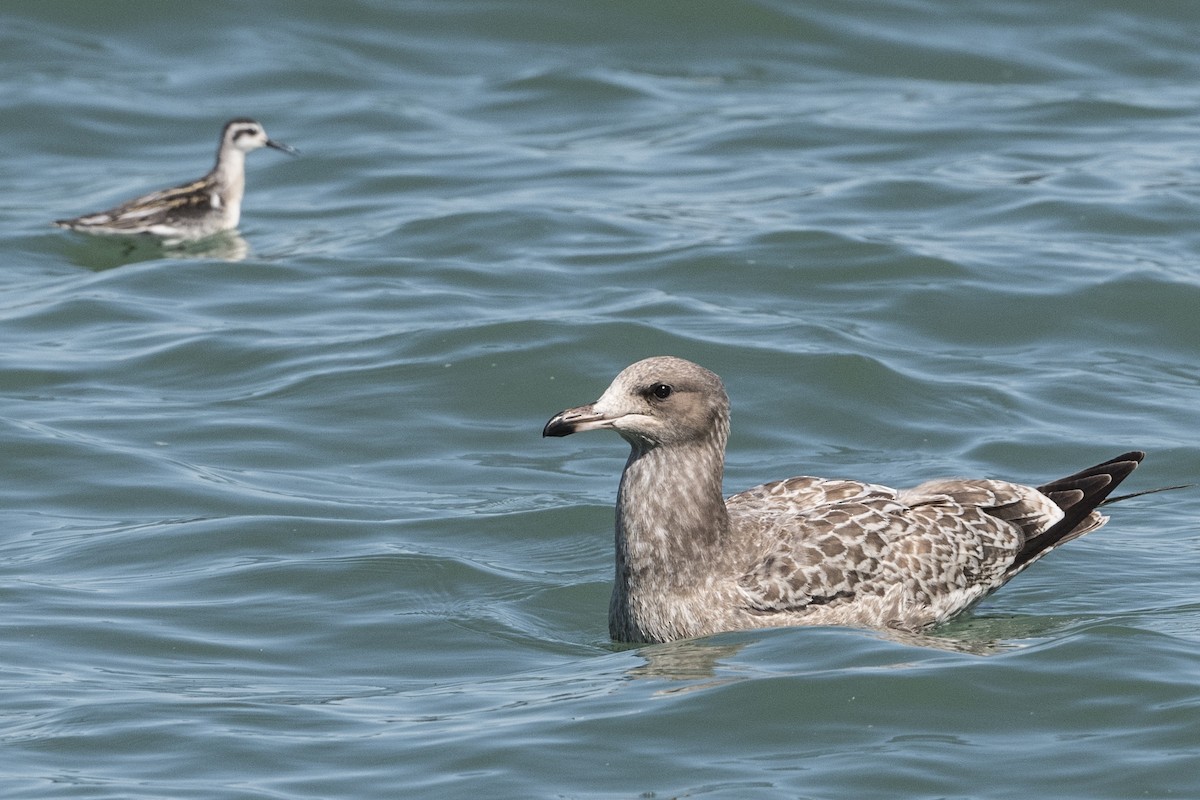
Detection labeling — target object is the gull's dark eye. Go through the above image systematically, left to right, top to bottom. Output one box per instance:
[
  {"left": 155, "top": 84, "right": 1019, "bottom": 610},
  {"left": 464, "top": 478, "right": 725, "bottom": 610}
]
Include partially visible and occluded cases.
[{"left": 648, "top": 383, "right": 673, "bottom": 400}]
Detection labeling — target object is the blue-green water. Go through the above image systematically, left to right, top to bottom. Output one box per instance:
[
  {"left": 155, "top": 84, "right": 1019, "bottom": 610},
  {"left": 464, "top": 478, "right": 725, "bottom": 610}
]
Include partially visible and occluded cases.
[{"left": 3, "top": 1, "right": 1200, "bottom": 797}]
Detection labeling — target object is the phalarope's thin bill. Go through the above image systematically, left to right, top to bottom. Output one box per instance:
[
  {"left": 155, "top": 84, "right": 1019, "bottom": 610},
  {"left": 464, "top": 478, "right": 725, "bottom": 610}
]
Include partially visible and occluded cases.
[{"left": 55, "top": 118, "right": 297, "bottom": 243}]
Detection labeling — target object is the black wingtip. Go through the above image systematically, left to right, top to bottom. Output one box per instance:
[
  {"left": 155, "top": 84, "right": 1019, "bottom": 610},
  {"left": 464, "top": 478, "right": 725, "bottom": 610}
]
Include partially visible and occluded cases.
[
  {"left": 1036, "top": 451, "right": 1143, "bottom": 499},
  {"left": 1014, "top": 452, "right": 1148, "bottom": 572}
]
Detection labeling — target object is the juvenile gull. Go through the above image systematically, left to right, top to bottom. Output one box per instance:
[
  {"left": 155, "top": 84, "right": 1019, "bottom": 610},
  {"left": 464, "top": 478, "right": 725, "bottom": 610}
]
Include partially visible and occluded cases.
[{"left": 543, "top": 356, "right": 1149, "bottom": 644}]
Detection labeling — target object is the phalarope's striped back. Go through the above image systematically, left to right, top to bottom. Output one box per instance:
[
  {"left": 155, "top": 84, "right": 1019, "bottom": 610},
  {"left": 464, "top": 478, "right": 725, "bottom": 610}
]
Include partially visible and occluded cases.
[{"left": 55, "top": 118, "right": 297, "bottom": 243}]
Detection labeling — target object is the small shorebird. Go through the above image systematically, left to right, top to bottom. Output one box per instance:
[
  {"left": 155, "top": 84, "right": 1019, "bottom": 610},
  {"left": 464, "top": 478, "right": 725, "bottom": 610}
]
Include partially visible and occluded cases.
[
  {"left": 55, "top": 118, "right": 296, "bottom": 242},
  {"left": 544, "top": 356, "right": 1163, "bottom": 644}
]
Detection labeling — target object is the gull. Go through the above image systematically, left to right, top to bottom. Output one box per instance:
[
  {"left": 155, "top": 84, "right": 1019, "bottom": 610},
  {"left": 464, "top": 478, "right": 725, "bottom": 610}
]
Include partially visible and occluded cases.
[{"left": 544, "top": 356, "right": 1155, "bottom": 644}]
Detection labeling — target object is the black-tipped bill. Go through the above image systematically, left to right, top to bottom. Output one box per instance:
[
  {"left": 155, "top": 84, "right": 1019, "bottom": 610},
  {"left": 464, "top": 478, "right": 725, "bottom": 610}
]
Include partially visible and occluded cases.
[
  {"left": 267, "top": 138, "right": 299, "bottom": 156},
  {"left": 543, "top": 404, "right": 612, "bottom": 437}
]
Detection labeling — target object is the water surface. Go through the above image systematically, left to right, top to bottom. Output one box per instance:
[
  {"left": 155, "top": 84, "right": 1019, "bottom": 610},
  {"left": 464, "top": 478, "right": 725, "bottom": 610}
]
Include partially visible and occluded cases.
[{"left": 2, "top": 1, "right": 1199, "bottom": 797}]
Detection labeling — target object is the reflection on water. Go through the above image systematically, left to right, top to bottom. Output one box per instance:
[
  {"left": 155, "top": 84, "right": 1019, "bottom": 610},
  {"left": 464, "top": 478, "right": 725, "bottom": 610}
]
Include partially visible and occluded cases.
[
  {"left": 60, "top": 229, "right": 250, "bottom": 270},
  {"left": 623, "top": 616, "right": 1075, "bottom": 682},
  {"left": 628, "top": 638, "right": 749, "bottom": 684}
]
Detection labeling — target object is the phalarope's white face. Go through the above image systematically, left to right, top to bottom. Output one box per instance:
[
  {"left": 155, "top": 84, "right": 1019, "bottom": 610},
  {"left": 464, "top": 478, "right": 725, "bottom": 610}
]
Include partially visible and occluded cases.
[{"left": 224, "top": 119, "right": 298, "bottom": 156}]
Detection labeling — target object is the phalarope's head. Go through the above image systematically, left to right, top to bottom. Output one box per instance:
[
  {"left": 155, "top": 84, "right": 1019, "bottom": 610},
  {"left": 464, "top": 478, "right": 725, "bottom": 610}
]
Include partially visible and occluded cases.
[{"left": 221, "top": 118, "right": 298, "bottom": 156}]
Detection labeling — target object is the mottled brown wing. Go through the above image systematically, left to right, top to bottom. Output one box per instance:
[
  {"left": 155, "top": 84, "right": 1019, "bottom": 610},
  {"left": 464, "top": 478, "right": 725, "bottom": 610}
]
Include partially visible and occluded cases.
[
  {"left": 727, "top": 475, "right": 897, "bottom": 515},
  {"left": 728, "top": 477, "right": 903, "bottom": 611},
  {"left": 731, "top": 478, "right": 1055, "bottom": 620},
  {"left": 732, "top": 494, "right": 906, "bottom": 612}
]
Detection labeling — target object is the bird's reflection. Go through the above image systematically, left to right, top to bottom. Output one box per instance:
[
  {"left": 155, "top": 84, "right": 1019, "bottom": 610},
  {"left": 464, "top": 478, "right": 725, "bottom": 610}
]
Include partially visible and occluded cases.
[
  {"left": 62, "top": 229, "right": 250, "bottom": 270},
  {"left": 621, "top": 614, "right": 1080, "bottom": 684}
]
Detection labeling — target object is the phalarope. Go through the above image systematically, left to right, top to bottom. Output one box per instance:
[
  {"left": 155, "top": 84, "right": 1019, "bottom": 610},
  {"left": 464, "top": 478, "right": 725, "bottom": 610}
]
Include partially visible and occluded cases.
[
  {"left": 55, "top": 118, "right": 297, "bottom": 242},
  {"left": 543, "top": 356, "right": 1166, "bottom": 643}
]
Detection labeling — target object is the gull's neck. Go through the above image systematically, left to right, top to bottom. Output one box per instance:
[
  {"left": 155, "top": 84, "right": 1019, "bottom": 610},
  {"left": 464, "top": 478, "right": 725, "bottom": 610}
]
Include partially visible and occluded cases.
[{"left": 609, "top": 422, "right": 735, "bottom": 642}]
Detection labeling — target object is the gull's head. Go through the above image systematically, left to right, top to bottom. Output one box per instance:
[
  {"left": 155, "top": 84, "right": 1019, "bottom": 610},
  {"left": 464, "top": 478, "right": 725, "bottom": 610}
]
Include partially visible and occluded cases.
[
  {"left": 222, "top": 118, "right": 298, "bottom": 156},
  {"left": 543, "top": 356, "right": 729, "bottom": 451}
]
